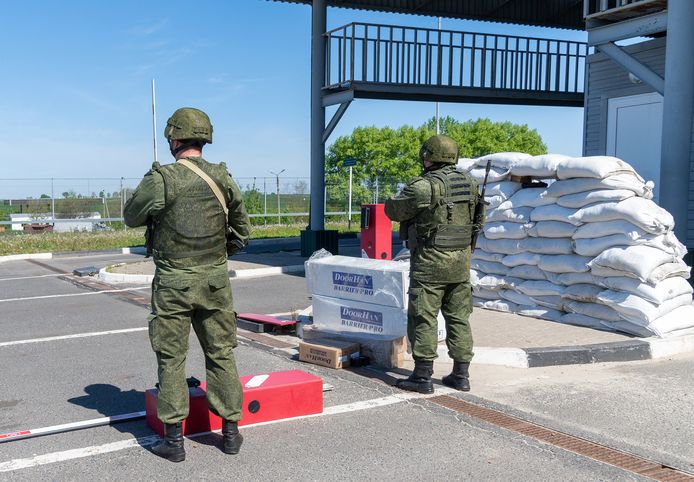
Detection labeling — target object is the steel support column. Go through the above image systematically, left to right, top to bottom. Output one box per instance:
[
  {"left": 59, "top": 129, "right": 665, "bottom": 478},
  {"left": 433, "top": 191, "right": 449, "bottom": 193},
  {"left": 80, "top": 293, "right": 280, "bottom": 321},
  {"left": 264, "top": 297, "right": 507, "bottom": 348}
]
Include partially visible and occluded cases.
[
  {"left": 310, "top": 0, "right": 327, "bottom": 230},
  {"left": 660, "top": 0, "right": 694, "bottom": 248},
  {"left": 597, "top": 42, "right": 664, "bottom": 94}
]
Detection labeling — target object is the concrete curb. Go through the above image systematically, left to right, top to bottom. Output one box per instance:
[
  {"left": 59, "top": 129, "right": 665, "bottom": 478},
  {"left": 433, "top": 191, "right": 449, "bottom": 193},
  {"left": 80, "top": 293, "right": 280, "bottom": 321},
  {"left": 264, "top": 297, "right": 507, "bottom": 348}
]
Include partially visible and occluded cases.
[
  {"left": 0, "top": 252, "right": 53, "bottom": 263},
  {"left": 98, "top": 264, "right": 306, "bottom": 284},
  {"left": 403, "top": 333, "right": 694, "bottom": 368}
]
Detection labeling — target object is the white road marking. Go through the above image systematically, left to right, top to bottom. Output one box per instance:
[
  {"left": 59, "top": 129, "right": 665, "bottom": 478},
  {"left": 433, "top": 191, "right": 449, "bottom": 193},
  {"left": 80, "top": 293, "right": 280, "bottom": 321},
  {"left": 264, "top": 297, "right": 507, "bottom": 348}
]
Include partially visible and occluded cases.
[
  {"left": 0, "top": 273, "right": 68, "bottom": 282},
  {"left": 0, "top": 286, "right": 150, "bottom": 303},
  {"left": 0, "top": 328, "right": 148, "bottom": 348},
  {"left": 0, "top": 389, "right": 456, "bottom": 472}
]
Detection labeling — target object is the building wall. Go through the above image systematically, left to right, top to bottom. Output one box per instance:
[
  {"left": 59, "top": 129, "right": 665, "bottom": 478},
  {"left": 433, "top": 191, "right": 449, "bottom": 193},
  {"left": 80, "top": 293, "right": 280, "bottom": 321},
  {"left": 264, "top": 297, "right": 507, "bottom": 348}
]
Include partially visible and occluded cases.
[{"left": 583, "top": 37, "right": 694, "bottom": 248}]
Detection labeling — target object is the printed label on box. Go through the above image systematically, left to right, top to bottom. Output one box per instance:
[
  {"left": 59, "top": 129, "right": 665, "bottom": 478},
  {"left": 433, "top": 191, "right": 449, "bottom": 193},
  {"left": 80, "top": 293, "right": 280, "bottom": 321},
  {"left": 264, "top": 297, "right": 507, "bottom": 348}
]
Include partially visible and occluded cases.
[
  {"left": 332, "top": 271, "right": 374, "bottom": 296},
  {"left": 340, "top": 306, "right": 384, "bottom": 333}
]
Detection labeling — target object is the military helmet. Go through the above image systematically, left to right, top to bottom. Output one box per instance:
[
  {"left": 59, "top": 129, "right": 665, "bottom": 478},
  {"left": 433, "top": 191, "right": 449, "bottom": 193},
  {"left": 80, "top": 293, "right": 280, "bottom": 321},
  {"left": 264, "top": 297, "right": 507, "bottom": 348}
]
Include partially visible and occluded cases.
[
  {"left": 164, "top": 107, "right": 213, "bottom": 144},
  {"left": 420, "top": 135, "right": 458, "bottom": 164}
]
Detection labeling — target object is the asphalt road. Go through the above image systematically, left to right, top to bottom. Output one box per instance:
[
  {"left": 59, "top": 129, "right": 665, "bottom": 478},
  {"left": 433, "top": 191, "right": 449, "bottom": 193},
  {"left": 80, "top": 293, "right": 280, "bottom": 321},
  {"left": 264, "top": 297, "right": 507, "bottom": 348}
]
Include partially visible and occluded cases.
[{"left": 0, "top": 251, "right": 692, "bottom": 480}]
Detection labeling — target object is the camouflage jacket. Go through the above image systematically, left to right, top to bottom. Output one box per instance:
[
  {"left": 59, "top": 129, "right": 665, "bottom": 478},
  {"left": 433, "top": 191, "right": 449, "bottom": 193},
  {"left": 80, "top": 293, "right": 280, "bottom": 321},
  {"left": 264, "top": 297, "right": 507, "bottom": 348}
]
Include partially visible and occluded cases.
[
  {"left": 124, "top": 156, "right": 250, "bottom": 277},
  {"left": 384, "top": 165, "right": 478, "bottom": 283}
]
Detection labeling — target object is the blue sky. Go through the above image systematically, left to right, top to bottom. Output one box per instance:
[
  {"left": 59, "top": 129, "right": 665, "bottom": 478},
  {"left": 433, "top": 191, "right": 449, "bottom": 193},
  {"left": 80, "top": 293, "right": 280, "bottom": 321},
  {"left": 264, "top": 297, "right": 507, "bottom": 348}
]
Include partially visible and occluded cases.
[{"left": 0, "top": 0, "right": 587, "bottom": 195}]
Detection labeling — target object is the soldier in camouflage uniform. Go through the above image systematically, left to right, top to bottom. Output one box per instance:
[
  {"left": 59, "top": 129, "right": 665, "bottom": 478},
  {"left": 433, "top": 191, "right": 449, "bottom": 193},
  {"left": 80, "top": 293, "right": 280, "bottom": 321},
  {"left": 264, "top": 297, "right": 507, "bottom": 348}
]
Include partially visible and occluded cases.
[
  {"left": 124, "top": 108, "right": 250, "bottom": 462},
  {"left": 385, "top": 135, "right": 480, "bottom": 394}
]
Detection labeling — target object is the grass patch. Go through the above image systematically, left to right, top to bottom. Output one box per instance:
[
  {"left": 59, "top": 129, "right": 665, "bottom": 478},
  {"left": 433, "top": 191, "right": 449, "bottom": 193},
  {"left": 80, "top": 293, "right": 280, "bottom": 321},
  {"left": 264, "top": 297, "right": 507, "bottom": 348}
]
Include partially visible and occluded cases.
[{"left": 0, "top": 221, "right": 375, "bottom": 256}]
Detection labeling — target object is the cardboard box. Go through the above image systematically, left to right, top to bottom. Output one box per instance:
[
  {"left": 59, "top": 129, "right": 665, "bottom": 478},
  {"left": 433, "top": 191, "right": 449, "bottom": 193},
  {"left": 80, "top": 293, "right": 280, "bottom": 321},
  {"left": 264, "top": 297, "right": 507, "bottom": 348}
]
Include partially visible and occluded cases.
[
  {"left": 305, "top": 255, "right": 410, "bottom": 308},
  {"left": 311, "top": 294, "right": 447, "bottom": 341},
  {"left": 312, "top": 294, "right": 407, "bottom": 338},
  {"left": 302, "top": 325, "right": 407, "bottom": 369},
  {"left": 299, "top": 338, "right": 360, "bottom": 369}
]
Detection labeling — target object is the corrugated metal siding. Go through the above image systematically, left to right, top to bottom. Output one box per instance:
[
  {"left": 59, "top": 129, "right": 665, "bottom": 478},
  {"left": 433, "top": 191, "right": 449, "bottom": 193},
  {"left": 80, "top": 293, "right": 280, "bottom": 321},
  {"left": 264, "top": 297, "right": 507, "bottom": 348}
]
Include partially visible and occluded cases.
[
  {"left": 273, "top": 0, "right": 584, "bottom": 30},
  {"left": 584, "top": 37, "right": 694, "bottom": 248}
]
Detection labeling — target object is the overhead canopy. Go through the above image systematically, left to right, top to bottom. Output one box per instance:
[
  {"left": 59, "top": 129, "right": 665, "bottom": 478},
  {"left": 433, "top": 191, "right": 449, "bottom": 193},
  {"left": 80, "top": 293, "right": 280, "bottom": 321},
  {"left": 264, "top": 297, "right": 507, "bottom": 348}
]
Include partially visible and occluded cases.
[{"left": 273, "top": 0, "right": 585, "bottom": 30}]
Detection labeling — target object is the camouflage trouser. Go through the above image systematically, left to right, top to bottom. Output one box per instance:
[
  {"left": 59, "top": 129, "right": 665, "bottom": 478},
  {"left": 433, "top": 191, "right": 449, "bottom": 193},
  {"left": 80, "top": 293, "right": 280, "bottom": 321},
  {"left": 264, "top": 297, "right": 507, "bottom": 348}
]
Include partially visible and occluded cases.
[
  {"left": 149, "top": 271, "right": 242, "bottom": 424},
  {"left": 407, "top": 279, "right": 474, "bottom": 363}
]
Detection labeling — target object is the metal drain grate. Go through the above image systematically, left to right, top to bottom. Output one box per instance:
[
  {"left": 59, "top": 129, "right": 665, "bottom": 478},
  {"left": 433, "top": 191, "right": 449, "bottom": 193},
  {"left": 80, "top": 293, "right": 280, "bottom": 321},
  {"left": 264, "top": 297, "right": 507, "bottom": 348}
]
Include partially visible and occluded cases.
[{"left": 429, "top": 395, "right": 694, "bottom": 482}]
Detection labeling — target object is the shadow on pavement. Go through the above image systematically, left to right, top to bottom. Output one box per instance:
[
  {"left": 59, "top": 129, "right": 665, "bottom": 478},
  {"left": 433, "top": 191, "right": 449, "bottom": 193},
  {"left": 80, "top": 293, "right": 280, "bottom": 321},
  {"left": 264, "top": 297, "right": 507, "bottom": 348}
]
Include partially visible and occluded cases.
[{"left": 68, "top": 384, "right": 154, "bottom": 443}]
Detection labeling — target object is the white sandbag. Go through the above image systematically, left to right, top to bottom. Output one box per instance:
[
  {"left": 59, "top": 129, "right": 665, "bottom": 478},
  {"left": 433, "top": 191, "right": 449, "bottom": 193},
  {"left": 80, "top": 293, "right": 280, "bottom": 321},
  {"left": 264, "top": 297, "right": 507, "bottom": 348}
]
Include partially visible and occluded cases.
[
  {"left": 475, "top": 152, "right": 531, "bottom": 169},
  {"left": 509, "top": 154, "right": 570, "bottom": 178},
  {"left": 556, "top": 156, "right": 642, "bottom": 180},
  {"left": 456, "top": 158, "right": 477, "bottom": 172},
  {"left": 468, "top": 166, "right": 510, "bottom": 183},
  {"left": 546, "top": 173, "right": 653, "bottom": 198},
  {"left": 485, "top": 181, "right": 523, "bottom": 200},
  {"left": 497, "top": 188, "right": 556, "bottom": 210},
  {"left": 557, "top": 189, "right": 635, "bottom": 208},
  {"left": 486, "top": 195, "right": 505, "bottom": 209},
  {"left": 569, "top": 197, "right": 674, "bottom": 234},
  {"left": 530, "top": 205, "right": 581, "bottom": 225},
  {"left": 486, "top": 207, "right": 534, "bottom": 224},
  {"left": 572, "top": 219, "right": 648, "bottom": 239},
  {"left": 527, "top": 221, "right": 577, "bottom": 238},
  {"left": 484, "top": 222, "right": 533, "bottom": 240},
  {"left": 574, "top": 233, "right": 687, "bottom": 258},
  {"left": 475, "top": 236, "right": 523, "bottom": 255},
  {"left": 519, "top": 237, "right": 574, "bottom": 254},
  {"left": 588, "top": 246, "right": 679, "bottom": 283},
  {"left": 471, "top": 250, "right": 506, "bottom": 263},
  {"left": 501, "top": 252, "right": 542, "bottom": 267},
  {"left": 537, "top": 254, "right": 592, "bottom": 273},
  {"left": 470, "top": 260, "right": 510, "bottom": 276},
  {"left": 647, "top": 261, "right": 691, "bottom": 284},
  {"left": 509, "top": 265, "right": 547, "bottom": 280},
  {"left": 470, "top": 268, "right": 480, "bottom": 286},
  {"left": 545, "top": 271, "right": 606, "bottom": 286},
  {"left": 476, "top": 275, "right": 524, "bottom": 290},
  {"left": 600, "top": 276, "right": 693, "bottom": 305},
  {"left": 516, "top": 280, "right": 564, "bottom": 297},
  {"left": 561, "top": 284, "right": 604, "bottom": 303},
  {"left": 473, "top": 287, "right": 503, "bottom": 300},
  {"left": 499, "top": 289, "right": 535, "bottom": 306},
  {"left": 596, "top": 291, "right": 692, "bottom": 326},
  {"left": 530, "top": 295, "right": 563, "bottom": 310},
  {"left": 476, "top": 299, "right": 520, "bottom": 313},
  {"left": 564, "top": 300, "right": 622, "bottom": 321},
  {"left": 646, "top": 304, "right": 694, "bottom": 336},
  {"left": 517, "top": 306, "right": 564, "bottom": 322},
  {"left": 562, "top": 313, "right": 612, "bottom": 330},
  {"left": 601, "top": 320, "right": 653, "bottom": 337}
]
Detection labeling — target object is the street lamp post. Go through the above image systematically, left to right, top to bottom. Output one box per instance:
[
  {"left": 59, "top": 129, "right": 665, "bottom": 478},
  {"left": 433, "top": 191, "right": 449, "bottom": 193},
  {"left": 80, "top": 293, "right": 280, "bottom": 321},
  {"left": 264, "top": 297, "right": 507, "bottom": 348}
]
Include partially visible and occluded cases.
[{"left": 270, "top": 169, "right": 286, "bottom": 225}]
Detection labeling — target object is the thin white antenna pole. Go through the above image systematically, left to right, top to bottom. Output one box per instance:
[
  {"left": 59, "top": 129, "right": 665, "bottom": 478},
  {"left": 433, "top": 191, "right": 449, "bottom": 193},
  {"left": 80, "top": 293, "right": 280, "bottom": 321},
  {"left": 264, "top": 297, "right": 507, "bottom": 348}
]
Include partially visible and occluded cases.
[
  {"left": 435, "top": 17, "right": 441, "bottom": 135},
  {"left": 151, "top": 79, "right": 158, "bottom": 163}
]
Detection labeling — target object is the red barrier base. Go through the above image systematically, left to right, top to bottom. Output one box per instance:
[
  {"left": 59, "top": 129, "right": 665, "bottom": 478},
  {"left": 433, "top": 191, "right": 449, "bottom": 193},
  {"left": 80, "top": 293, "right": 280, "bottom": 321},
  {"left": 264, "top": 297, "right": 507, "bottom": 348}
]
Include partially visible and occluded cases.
[{"left": 145, "top": 370, "right": 323, "bottom": 437}]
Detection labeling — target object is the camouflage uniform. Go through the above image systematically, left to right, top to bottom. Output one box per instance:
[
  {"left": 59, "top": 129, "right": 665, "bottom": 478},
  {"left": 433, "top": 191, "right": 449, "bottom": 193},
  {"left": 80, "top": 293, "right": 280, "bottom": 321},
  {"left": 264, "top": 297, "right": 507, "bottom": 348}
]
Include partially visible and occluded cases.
[
  {"left": 123, "top": 108, "right": 249, "bottom": 462},
  {"left": 385, "top": 135, "right": 480, "bottom": 393}
]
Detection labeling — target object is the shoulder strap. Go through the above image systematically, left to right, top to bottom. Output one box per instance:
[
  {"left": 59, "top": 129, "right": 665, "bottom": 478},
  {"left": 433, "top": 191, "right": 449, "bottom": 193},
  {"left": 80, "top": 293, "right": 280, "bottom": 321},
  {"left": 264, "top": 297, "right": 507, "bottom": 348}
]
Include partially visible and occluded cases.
[{"left": 176, "top": 159, "right": 229, "bottom": 216}]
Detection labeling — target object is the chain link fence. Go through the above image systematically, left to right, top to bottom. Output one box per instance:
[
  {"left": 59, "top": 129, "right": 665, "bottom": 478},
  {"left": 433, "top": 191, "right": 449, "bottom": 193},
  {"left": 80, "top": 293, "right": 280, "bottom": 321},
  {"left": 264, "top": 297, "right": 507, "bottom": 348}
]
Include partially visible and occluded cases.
[{"left": 0, "top": 176, "right": 406, "bottom": 232}]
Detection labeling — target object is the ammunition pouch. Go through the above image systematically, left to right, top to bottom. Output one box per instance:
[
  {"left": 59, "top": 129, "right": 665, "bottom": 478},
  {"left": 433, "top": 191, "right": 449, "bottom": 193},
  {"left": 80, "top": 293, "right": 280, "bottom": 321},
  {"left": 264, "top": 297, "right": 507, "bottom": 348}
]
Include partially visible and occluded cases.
[{"left": 431, "top": 224, "right": 472, "bottom": 250}]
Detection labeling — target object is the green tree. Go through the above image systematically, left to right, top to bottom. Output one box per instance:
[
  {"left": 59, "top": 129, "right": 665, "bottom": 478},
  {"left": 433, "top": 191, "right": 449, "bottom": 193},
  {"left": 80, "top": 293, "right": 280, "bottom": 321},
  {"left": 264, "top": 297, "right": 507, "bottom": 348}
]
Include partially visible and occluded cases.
[
  {"left": 326, "top": 117, "right": 547, "bottom": 201},
  {"left": 424, "top": 117, "right": 547, "bottom": 158}
]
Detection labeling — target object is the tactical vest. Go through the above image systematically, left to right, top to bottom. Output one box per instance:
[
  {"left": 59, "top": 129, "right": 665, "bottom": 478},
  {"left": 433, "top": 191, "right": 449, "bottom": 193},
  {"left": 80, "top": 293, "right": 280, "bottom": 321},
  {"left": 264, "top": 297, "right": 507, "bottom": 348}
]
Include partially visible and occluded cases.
[
  {"left": 152, "top": 158, "right": 229, "bottom": 259},
  {"left": 413, "top": 166, "right": 477, "bottom": 250}
]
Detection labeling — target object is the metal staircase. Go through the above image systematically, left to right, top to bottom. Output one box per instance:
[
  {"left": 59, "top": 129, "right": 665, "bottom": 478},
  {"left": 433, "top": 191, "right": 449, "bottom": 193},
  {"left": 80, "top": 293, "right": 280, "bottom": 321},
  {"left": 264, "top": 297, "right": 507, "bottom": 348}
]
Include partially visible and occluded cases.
[{"left": 323, "top": 23, "right": 587, "bottom": 108}]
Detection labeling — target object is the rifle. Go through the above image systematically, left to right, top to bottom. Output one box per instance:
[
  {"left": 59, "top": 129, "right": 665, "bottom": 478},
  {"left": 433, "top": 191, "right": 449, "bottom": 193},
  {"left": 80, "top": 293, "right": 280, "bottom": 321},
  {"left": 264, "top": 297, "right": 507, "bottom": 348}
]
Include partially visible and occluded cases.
[{"left": 471, "top": 160, "right": 491, "bottom": 251}]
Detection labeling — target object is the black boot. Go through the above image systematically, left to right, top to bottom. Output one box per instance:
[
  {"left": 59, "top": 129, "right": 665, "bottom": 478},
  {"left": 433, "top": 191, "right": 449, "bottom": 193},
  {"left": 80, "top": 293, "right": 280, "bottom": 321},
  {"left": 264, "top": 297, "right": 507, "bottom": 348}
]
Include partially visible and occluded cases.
[
  {"left": 395, "top": 360, "right": 434, "bottom": 394},
  {"left": 442, "top": 361, "right": 470, "bottom": 392},
  {"left": 222, "top": 420, "right": 244, "bottom": 455},
  {"left": 151, "top": 422, "right": 185, "bottom": 462}
]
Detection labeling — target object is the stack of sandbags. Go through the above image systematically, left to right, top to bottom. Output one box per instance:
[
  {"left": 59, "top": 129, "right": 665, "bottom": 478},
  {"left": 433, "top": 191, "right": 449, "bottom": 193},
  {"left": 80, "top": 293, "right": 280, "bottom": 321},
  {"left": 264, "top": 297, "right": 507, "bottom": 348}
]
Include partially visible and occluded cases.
[{"left": 457, "top": 153, "right": 694, "bottom": 338}]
